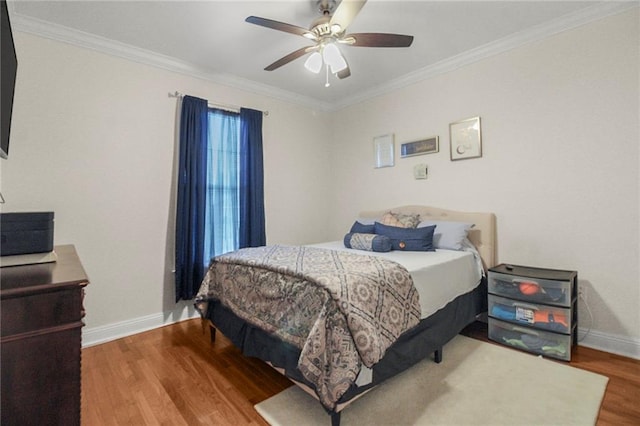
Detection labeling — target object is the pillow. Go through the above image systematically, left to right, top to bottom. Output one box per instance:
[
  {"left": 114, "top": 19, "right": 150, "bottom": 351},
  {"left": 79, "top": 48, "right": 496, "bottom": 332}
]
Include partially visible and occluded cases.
[
  {"left": 379, "top": 211, "right": 420, "bottom": 228},
  {"left": 350, "top": 220, "right": 375, "bottom": 234},
  {"left": 418, "top": 220, "right": 474, "bottom": 250},
  {"left": 374, "top": 222, "right": 436, "bottom": 251},
  {"left": 344, "top": 233, "right": 392, "bottom": 252}
]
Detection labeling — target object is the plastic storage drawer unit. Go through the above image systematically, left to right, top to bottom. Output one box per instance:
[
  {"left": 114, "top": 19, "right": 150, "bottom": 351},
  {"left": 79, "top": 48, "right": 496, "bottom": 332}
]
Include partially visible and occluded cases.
[
  {"left": 487, "top": 264, "right": 577, "bottom": 361},
  {"left": 488, "top": 270, "right": 572, "bottom": 307},
  {"left": 488, "top": 294, "right": 572, "bottom": 334},
  {"left": 489, "top": 318, "right": 572, "bottom": 361}
]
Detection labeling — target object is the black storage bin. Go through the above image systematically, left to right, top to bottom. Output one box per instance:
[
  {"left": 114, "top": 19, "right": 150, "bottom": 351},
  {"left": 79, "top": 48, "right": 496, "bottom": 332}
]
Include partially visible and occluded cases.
[{"left": 0, "top": 212, "right": 54, "bottom": 256}]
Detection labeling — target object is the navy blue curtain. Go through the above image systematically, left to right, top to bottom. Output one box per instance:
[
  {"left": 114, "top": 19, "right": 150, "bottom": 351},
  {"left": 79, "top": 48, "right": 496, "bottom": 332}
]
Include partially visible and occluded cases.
[
  {"left": 175, "top": 96, "right": 209, "bottom": 302},
  {"left": 239, "top": 108, "right": 266, "bottom": 248}
]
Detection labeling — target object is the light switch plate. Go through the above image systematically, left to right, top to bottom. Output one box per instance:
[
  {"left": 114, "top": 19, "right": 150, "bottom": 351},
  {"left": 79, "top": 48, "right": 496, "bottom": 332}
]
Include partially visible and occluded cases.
[{"left": 413, "top": 164, "right": 428, "bottom": 179}]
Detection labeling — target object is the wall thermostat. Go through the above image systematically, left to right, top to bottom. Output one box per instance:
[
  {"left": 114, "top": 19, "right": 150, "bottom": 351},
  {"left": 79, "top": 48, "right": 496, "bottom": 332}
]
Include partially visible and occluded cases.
[{"left": 413, "top": 164, "right": 428, "bottom": 180}]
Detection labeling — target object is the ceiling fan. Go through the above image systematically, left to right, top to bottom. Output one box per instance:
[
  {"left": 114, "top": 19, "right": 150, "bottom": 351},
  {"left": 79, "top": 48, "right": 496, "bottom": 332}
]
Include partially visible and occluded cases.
[{"left": 245, "top": 0, "right": 413, "bottom": 85}]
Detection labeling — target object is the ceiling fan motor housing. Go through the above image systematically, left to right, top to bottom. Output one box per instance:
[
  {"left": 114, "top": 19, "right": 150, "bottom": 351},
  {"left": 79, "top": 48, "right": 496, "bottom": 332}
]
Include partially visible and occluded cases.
[
  {"left": 316, "top": 0, "right": 337, "bottom": 15},
  {"left": 309, "top": 16, "right": 334, "bottom": 38}
]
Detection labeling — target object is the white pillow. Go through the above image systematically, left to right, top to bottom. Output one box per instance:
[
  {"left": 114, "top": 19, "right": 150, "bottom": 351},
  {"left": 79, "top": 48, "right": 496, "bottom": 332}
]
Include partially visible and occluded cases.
[
  {"left": 355, "top": 217, "right": 377, "bottom": 226},
  {"left": 418, "top": 220, "right": 474, "bottom": 250}
]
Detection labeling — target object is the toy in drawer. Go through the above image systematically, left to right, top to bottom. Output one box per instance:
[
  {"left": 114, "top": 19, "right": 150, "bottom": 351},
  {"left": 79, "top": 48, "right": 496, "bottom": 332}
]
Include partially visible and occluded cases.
[
  {"left": 488, "top": 271, "right": 571, "bottom": 307},
  {"left": 488, "top": 294, "right": 572, "bottom": 334},
  {"left": 489, "top": 318, "right": 572, "bottom": 361}
]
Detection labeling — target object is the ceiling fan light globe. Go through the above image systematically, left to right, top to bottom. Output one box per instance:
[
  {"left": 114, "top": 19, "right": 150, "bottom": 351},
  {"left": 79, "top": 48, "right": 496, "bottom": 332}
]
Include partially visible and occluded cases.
[
  {"left": 322, "top": 43, "right": 347, "bottom": 72},
  {"left": 304, "top": 52, "right": 323, "bottom": 73},
  {"left": 330, "top": 58, "right": 348, "bottom": 74}
]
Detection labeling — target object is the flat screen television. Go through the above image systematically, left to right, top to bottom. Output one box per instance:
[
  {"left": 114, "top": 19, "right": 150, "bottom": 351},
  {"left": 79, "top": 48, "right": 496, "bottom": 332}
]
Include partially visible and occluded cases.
[{"left": 1, "top": 0, "right": 18, "bottom": 159}]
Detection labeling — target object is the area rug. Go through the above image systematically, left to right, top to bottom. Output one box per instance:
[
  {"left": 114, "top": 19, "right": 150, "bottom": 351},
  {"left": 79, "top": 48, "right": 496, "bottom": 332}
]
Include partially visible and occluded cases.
[{"left": 255, "top": 335, "right": 608, "bottom": 425}]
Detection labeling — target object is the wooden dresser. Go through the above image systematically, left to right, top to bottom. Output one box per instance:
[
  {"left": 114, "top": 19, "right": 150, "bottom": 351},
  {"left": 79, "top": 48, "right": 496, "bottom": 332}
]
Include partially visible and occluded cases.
[{"left": 1, "top": 245, "right": 89, "bottom": 426}]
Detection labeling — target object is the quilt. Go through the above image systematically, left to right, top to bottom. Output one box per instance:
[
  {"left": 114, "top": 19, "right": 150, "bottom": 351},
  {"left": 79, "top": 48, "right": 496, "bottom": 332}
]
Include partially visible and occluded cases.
[{"left": 195, "top": 245, "right": 421, "bottom": 410}]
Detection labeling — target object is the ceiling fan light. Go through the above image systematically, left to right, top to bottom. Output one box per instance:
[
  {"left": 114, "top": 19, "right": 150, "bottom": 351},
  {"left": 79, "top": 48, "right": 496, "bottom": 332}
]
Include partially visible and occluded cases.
[
  {"left": 322, "top": 43, "right": 347, "bottom": 73},
  {"left": 304, "top": 52, "right": 323, "bottom": 73},
  {"left": 330, "top": 58, "right": 347, "bottom": 74}
]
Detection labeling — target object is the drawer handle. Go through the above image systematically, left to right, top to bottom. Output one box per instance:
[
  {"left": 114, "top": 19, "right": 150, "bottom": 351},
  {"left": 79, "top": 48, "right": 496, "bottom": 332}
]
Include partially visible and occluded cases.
[
  {"left": 512, "top": 279, "right": 540, "bottom": 286},
  {"left": 512, "top": 302, "right": 539, "bottom": 311},
  {"left": 512, "top": 326, "right": 540, "bottom": 336}
]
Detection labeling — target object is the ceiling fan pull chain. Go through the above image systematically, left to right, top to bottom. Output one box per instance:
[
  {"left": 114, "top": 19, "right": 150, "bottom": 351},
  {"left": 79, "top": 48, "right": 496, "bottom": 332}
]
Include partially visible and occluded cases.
[{"left": 325, "top": 64, "right": 330, "bottom": 87}]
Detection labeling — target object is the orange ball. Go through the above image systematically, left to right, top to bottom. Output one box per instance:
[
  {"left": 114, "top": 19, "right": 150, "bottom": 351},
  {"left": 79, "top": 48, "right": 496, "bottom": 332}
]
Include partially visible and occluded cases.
[{"left": 519, "top": 281, "right": 539, "bottom": 295}]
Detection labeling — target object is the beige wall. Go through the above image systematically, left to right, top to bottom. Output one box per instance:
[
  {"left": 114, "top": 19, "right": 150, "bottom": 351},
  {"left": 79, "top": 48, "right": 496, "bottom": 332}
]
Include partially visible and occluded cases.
[
  {"left": 1, "top": 8, "right": 638, "bottom": 356},
  {"left": 326, "top": 9, "right": 639, "bottom": 355},
  {"left": 1, "top": 32, "right": 332, "bottom": 333}
]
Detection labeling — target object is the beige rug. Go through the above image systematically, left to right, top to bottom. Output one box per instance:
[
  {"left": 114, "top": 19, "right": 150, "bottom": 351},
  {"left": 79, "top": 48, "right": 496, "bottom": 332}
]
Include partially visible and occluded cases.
[{"left": 255, "top": 335, "right": 608, "bottom": 426}]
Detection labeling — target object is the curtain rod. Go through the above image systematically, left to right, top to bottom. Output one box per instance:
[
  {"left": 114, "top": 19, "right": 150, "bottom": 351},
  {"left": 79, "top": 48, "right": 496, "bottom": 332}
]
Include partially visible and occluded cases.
[{"left": 168, "top": 91, "right": 269, "bottom": 116}]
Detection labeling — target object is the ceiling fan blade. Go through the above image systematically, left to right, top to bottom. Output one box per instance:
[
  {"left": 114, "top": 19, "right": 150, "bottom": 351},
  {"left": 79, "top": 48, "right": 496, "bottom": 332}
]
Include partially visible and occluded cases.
[
  {"left": 329, "top": 0, "right": 367, "bottom": 33},
  {"left": 246, "top": 16, "right": 315, "bottom": 40},
  {"left": 344, "top": 33, "right": 414, "bottom": 48},
  {"left": 264, "top": 46, "right": 318, "bottom": 71},
  {"left": 337, "top": 64, "right": 351, "bottom": 80}
]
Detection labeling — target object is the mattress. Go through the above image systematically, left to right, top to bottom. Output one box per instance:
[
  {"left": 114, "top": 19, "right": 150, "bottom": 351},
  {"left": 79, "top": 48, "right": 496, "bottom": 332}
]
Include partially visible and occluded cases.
[{"left": 310, "top": 241, "right": 483, "bottom": 319}]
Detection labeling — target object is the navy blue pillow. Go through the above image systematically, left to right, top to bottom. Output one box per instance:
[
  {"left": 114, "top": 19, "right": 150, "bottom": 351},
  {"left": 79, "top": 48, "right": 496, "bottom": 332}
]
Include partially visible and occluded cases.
[
  {"left": 350, "top": 221, "right": 375, "bottom": 234},
  {"left": 374, "top": 222, "right": 436, "bottom": 251},
  {"left": 344, "top": 233, "right": 392, "bottom": 252}
]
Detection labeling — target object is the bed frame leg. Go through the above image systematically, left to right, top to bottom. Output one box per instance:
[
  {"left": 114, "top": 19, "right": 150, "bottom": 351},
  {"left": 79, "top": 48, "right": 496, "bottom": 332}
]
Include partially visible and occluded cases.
[
  {"left": 209, "top": 324, "right": 217, "bottom": 343},
  {"left": 434, "top": 347, "right": 443, "bottom": 364},
  {"left": 330, "top": 411, "right": 341, "bottom": 426}
]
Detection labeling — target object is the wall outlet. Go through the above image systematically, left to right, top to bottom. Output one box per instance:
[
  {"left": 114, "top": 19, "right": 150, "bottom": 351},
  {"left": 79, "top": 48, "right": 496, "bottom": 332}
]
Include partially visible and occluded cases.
[{"left": 578, "top": 284, "right": 587, "bottom": 302}]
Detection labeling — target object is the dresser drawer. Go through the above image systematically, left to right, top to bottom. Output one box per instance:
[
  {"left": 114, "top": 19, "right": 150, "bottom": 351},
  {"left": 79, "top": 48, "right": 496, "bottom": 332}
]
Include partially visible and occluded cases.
[
  {"left": 488, "top": 271, "right": 572, "bottom": 307},
  {"left": 1, "top": 287, "right": 83, "bottom": 337},
  {"left": 488, "top": 294, "right": 573, "bottom": 334},
  {"left": 488, "top": 318, "right": 572, "bottom": 361},
  {"left": 1, "top": 327, "right": 81, "bottom": 425}
]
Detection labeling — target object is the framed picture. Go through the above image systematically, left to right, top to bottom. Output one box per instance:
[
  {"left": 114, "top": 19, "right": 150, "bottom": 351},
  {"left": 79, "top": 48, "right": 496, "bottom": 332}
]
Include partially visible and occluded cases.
[
  {"left": 449, "top": 116, "right": 482, "bottom": 161},
  {"left": 374, "top": 134, "right": 395, "bottom": 168},
  {"left": 400, "top": 136, "right": 439, "bottom": 158}
]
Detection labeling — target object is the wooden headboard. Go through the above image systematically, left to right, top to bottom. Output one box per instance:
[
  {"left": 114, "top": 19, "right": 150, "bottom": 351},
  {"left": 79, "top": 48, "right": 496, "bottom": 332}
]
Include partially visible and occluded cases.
[{"left": 358, "top": 205, "right": 497, "bottom": 271}]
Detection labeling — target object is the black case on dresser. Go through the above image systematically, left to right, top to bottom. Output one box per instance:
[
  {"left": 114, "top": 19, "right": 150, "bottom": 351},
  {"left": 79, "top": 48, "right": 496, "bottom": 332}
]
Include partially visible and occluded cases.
[
  {"left": 0, "top": 212, "right": 55, "bottom": 256},
  {"left": 1, "top": 245, "right": 89, "bottom": 426},
  {"left": 487, "top": 263, "right": 577, "bottom": 361}
]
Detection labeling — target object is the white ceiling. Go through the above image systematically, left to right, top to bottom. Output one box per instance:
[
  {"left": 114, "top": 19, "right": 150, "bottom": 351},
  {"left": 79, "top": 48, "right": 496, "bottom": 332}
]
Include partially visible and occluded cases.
[{"left": 9, "top": 1, "right": 632, "bottom": 110}]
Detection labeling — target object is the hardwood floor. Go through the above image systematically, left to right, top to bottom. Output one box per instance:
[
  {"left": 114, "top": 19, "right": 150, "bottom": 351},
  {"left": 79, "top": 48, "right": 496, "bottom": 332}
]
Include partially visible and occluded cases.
[
  {"left": 81, "top": 319, "right": 291, "bottom": 425},
  {"left": 82, "top": 319, "right": 640, "bottom": 425}
]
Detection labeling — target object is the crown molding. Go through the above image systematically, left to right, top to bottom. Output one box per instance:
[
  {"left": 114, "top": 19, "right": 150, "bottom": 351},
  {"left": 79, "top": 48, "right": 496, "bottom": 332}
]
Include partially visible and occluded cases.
[
  {"left": 10, "top": 1, "right": 637, "bottom": 113},
  {"left": 332, "top": 1, "right": 639, "bottom": 111},
  {"left": 10, "top": 14, "right": 334, "bottom": 112}
]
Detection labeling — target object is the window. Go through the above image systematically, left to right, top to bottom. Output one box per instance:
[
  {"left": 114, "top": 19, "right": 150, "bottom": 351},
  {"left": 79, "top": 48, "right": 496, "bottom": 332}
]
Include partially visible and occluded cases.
[{"left": 204, "top": 109, "right": 241, "bottom": 260}]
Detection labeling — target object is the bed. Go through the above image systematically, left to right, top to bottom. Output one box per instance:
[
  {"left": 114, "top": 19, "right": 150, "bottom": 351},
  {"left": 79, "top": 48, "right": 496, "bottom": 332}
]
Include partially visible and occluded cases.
[{"left": 195, "top": 205, "right": 496, "bottom": 425}]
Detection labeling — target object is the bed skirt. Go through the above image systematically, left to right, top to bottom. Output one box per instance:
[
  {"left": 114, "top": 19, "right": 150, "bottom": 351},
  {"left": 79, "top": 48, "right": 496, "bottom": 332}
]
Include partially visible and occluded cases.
[{"left": 204, "top": 279, "right": 487, "bottom": 412}]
